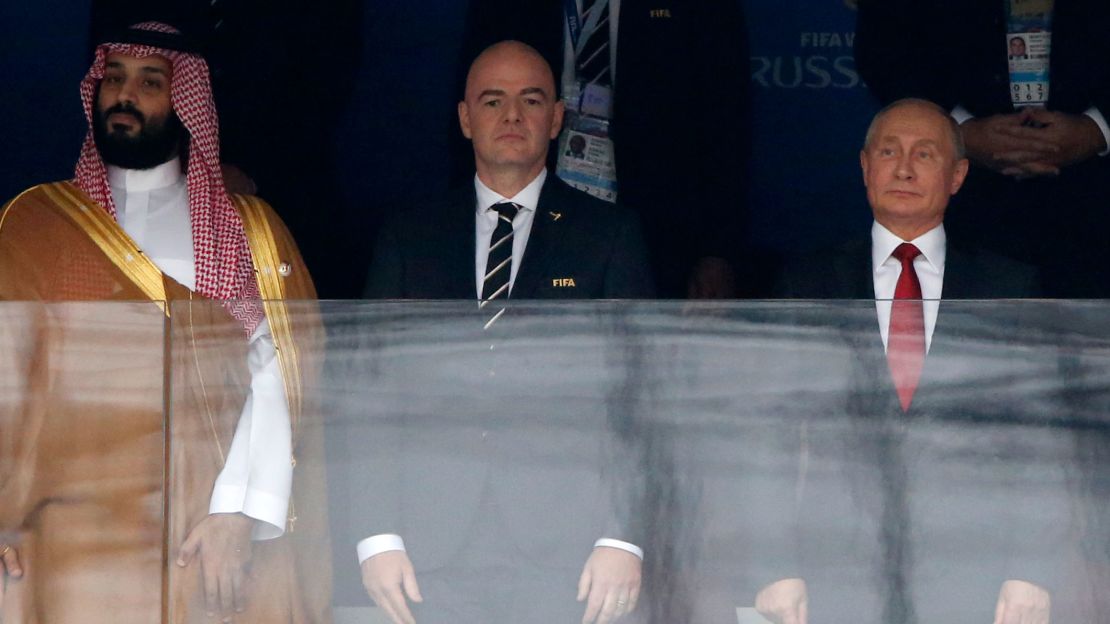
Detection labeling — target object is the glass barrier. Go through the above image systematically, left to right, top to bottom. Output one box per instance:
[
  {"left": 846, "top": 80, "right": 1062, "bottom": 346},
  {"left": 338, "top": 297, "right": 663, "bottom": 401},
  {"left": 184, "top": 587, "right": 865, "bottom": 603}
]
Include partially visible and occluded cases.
[
  {"left": 7, "top": 300, "right": 1108, "bottom": 623},
  {"left": 307, "top": 300, "right": 1105, "bottom": 624},
  {"left": 0, "top": 301, "right": 168, "bottom": 623}
]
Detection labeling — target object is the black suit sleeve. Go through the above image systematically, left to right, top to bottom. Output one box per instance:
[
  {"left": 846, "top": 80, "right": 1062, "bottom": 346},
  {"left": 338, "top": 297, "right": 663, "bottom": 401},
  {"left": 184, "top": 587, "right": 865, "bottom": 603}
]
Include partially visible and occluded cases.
[
  {"left": 1055, "top": 2, "right": 1110, "bottom": 117},
  {"left": 323, "top": 315, "right": 404, "bottom": 590}
]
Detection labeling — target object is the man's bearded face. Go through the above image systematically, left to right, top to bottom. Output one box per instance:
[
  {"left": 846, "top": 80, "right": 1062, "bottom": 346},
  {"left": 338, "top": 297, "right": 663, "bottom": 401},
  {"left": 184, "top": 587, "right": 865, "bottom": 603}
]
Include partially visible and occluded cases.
[{"left": 93, "top": 52, "right": 184, "bottom": 169}]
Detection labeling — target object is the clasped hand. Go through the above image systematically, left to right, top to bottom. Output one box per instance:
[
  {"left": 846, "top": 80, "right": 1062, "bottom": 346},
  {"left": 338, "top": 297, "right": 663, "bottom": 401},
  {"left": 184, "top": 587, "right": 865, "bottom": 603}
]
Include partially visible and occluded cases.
[{"left": 962, "top": 108, "right": 1106, "bottom": 179}]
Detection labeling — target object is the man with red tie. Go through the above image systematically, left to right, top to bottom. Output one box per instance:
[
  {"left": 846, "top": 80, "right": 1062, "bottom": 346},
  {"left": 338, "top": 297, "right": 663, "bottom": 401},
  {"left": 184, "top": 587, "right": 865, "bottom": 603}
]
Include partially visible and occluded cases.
[
  {"left": 777, "top": 97, "right": 1038, "bottom": 373},
  {"left": 771, "top": 99, "right": 1062, "bottom": 624}
]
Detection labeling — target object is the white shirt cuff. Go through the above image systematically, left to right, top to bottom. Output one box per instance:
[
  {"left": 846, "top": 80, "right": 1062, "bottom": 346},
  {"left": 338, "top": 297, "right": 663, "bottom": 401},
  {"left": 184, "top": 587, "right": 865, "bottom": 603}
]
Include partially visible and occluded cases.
[
  {"left": 950, "top": 105, "right": 974, "bottom": 125},
  {"left": 1082, "top": 107, "right": 1110, "bottom": 156},
  {"left": 206, "top": 318, "right": 293, "bottom": 542},
  {"left": 208, "top": 484, "right": 288, "bottom": 540},
  {"left": 357, "top": 534, "right": 406, "bottom": 564},
  {"left": 594, "top": 538, "right": 644, "bottom": 560}
]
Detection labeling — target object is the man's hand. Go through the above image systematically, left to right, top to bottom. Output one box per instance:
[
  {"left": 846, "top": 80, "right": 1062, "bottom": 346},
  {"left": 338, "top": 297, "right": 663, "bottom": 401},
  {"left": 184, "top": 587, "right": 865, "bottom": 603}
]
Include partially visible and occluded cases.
[
  {"left": 1022, "top": 108, "right": 1107, "bottom": 170},
  {"left": 962, "top": 109, "right": 1105, "bottom": 179},
  {"left": 961, "top": 111, "right": 1062, "bottom": 178},
  {"left": 687, "top": 256, "right": 738, "bottom": 299},
  {"left": 177, "top": 512, "right": 255, "bottom": 623},
  {"left": 0, "top": 543, "right": 24, "bottom": 610},
  {"left": 577, "top": 546, "right": 642, "bottom": 624},
  {"left": 360, "top": 550, "right": 422, "bottom": 624},
  {"left": 755, "top": 578, "right": 808, "bottom": 624},
  {"left": 994, "top": 579, "right": 1050, "bottom": 624}
]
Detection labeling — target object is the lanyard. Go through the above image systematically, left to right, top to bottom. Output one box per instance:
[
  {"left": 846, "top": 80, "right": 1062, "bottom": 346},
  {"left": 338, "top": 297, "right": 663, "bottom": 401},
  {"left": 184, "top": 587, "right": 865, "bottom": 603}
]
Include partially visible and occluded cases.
[{"left": 564, "top": 0, "right": 610, "bottom": 57}]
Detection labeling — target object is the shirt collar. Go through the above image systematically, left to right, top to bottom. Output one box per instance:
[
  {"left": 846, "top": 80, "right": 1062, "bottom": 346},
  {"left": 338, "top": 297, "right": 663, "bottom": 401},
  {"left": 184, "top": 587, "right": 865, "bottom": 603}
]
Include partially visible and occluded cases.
[
  {"left": 106, "top": 157, "right": 184, "bottom": 193},
  {"left": 474, "top": 168, "right": 547, "bottom": 214},
  {"left": 871, "top": 220, "right": 946, "bottom": 273}
]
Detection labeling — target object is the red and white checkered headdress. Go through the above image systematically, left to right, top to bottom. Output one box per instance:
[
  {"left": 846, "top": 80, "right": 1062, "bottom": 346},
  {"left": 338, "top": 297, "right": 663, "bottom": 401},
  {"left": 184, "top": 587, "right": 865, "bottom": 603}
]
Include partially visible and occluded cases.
[{"left": 75, "top": 21, "right": 263, "bottom": 336}]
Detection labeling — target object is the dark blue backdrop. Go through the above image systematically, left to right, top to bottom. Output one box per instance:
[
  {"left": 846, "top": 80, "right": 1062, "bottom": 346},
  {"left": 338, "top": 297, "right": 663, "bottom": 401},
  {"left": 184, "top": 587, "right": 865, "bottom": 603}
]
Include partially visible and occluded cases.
[{"left": 744, "top": 0, "right": 878, "bottom": 256}]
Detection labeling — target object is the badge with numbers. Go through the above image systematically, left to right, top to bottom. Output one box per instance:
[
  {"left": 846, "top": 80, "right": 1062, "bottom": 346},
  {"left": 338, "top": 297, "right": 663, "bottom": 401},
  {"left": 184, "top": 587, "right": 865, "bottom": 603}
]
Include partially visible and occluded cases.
[
  {"left": 1008, "top": 31, "right": 1051, "bottom": 107},
  {"left": 555, "top": 109, "right": 618, "bottom": 203}
]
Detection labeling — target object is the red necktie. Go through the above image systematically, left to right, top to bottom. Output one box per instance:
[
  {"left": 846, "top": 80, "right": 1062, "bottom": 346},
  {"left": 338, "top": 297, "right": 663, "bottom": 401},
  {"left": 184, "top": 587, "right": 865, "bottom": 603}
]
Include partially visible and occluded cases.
[{"left": 887, "top": 243, "right": 925, "bottom": 411}]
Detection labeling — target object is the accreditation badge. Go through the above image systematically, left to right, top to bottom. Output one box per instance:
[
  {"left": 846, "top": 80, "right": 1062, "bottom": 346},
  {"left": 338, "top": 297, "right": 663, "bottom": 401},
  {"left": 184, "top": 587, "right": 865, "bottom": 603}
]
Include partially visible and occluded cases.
[
  {"left": 1007, "top": 0, "right": 1053, "bottom": 107},
  {"left": 1008, "top": 30, "right": 1051, "bottom": 106},
  {"left": 556, "top": 87, "right": 618, "bottom": 203}
]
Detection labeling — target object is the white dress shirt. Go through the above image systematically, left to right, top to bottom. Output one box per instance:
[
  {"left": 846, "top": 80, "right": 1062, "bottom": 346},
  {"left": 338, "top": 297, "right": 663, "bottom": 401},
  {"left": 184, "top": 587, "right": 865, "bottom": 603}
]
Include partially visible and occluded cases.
[
  {"left": 108, "top": 158, "right": 292, "bottom": 540},
  {"left": 358, "top": 168, "right": 643, "bottom": 564},
  {"left": 473, "top": 169, "right": 545, "bottom": 298},
  {"left": 871, "top": 221, "right": 945, "bottom": 354}
]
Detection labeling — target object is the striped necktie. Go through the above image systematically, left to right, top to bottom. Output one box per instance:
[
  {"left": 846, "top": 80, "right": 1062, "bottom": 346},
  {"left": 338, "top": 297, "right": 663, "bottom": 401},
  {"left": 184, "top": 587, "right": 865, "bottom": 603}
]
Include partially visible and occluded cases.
[
  {"left": 576, "top": 0, "right": 612, "bottom": 87},
  {"left": 480, "top": 202, "right": 519, "bottom": 329}
]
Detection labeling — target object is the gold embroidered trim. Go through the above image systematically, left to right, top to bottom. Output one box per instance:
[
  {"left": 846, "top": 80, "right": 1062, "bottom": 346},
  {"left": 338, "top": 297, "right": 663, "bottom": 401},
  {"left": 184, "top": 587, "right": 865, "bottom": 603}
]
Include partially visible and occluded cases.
[
  {"left": 40, "top": 182, "right": 168, "bottom": 312},
  {"left": 230, "top": 195, "right": 303, "bottom": 429},
  {"left": 232, "top": 195, "right": 305, "bottom": 533},
  {"left": 188, "top": 291, "right": 226, "bottom": 466}
]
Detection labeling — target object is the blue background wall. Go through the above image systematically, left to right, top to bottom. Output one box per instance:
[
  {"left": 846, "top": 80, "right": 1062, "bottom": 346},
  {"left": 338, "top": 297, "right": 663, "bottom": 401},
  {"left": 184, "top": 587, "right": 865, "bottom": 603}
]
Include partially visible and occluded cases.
[{"left": 744, "top": 0, "right": 878, "bottom": 257}]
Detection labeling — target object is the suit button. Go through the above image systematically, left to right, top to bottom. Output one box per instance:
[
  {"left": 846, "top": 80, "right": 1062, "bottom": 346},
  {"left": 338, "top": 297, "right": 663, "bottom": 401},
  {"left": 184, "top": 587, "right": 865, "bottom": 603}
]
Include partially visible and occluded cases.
[
  {"left": 488, "top": 370, "right": 496, "bottom": 377},
  {"left": 482, "top": 431, "right": 489, "bottom": 440}
]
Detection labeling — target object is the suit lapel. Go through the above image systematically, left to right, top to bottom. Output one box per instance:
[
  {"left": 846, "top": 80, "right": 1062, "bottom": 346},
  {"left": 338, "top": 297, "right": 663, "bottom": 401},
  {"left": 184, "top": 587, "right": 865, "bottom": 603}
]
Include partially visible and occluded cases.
[
  {"left": 510, "top": 177, "right": 564, "bottom": 298},
  {"left": 436, "top": 187, "right": 480, "bottom": 299},
  {"left": 836, "top": 237, "right": 879, "bottom": 299},
  {"left": 913, "top": 245, "right": 981, "bottom": 410},
  {"left": 924, "top": 245, "right": 976, "bottom": 363},
  {"left": 938, "top": 246, "right": 974, "bottom": 299}
]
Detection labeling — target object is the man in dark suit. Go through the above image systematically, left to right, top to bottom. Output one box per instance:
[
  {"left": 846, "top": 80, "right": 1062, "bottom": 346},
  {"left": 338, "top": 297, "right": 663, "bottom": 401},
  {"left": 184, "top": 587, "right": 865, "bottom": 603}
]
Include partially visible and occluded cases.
[
  {"left": 457, "top": 0, "right": 749, "bottom": 298},
  {"left": 855, "top": 0, "right": 1110, "bottom": 296},
  {"left": 357, "top": 40, "right": 652, "bottom": 624},
  {"left": 366, "top": 44, "right": 653, "bottom": 302},
  {"left": 778, "top": 98, "right": 1036, "bottom": 301},
  {"left": 772, "top": 99, "right": 1072, "bottom": 624}
]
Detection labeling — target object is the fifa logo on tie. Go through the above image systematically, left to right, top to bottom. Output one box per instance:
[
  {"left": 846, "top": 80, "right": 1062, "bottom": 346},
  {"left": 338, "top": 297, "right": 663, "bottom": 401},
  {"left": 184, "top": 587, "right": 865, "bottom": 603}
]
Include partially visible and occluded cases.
[
  {"left": 649, "top": 9, "right": 672, "bottom": 18},
  {"left": 552, "top": 278, "right": 577, "bottom": 288}
]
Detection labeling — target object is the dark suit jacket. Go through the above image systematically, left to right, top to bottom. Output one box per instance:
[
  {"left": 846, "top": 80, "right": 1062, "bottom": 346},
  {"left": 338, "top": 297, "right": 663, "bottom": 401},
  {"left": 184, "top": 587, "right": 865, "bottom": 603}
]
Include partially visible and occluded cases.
[
  {"left": 459, "top": 0, "right": 750, "bottom": 295},
  {"left": 855, "top": 0, "right": 1110, "bottom": 296},
  {"left": 349, "top": 174, "right": 651, "bottom": 577},
  {"left": 364, "top": 174, "right": 655, "bottom": 299},
  {"left": 776, "top": 235, "right": 1040, "bottom": 300},
  {"left": 779, "top": 236, "right": 1074, "bottom": 623}
]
